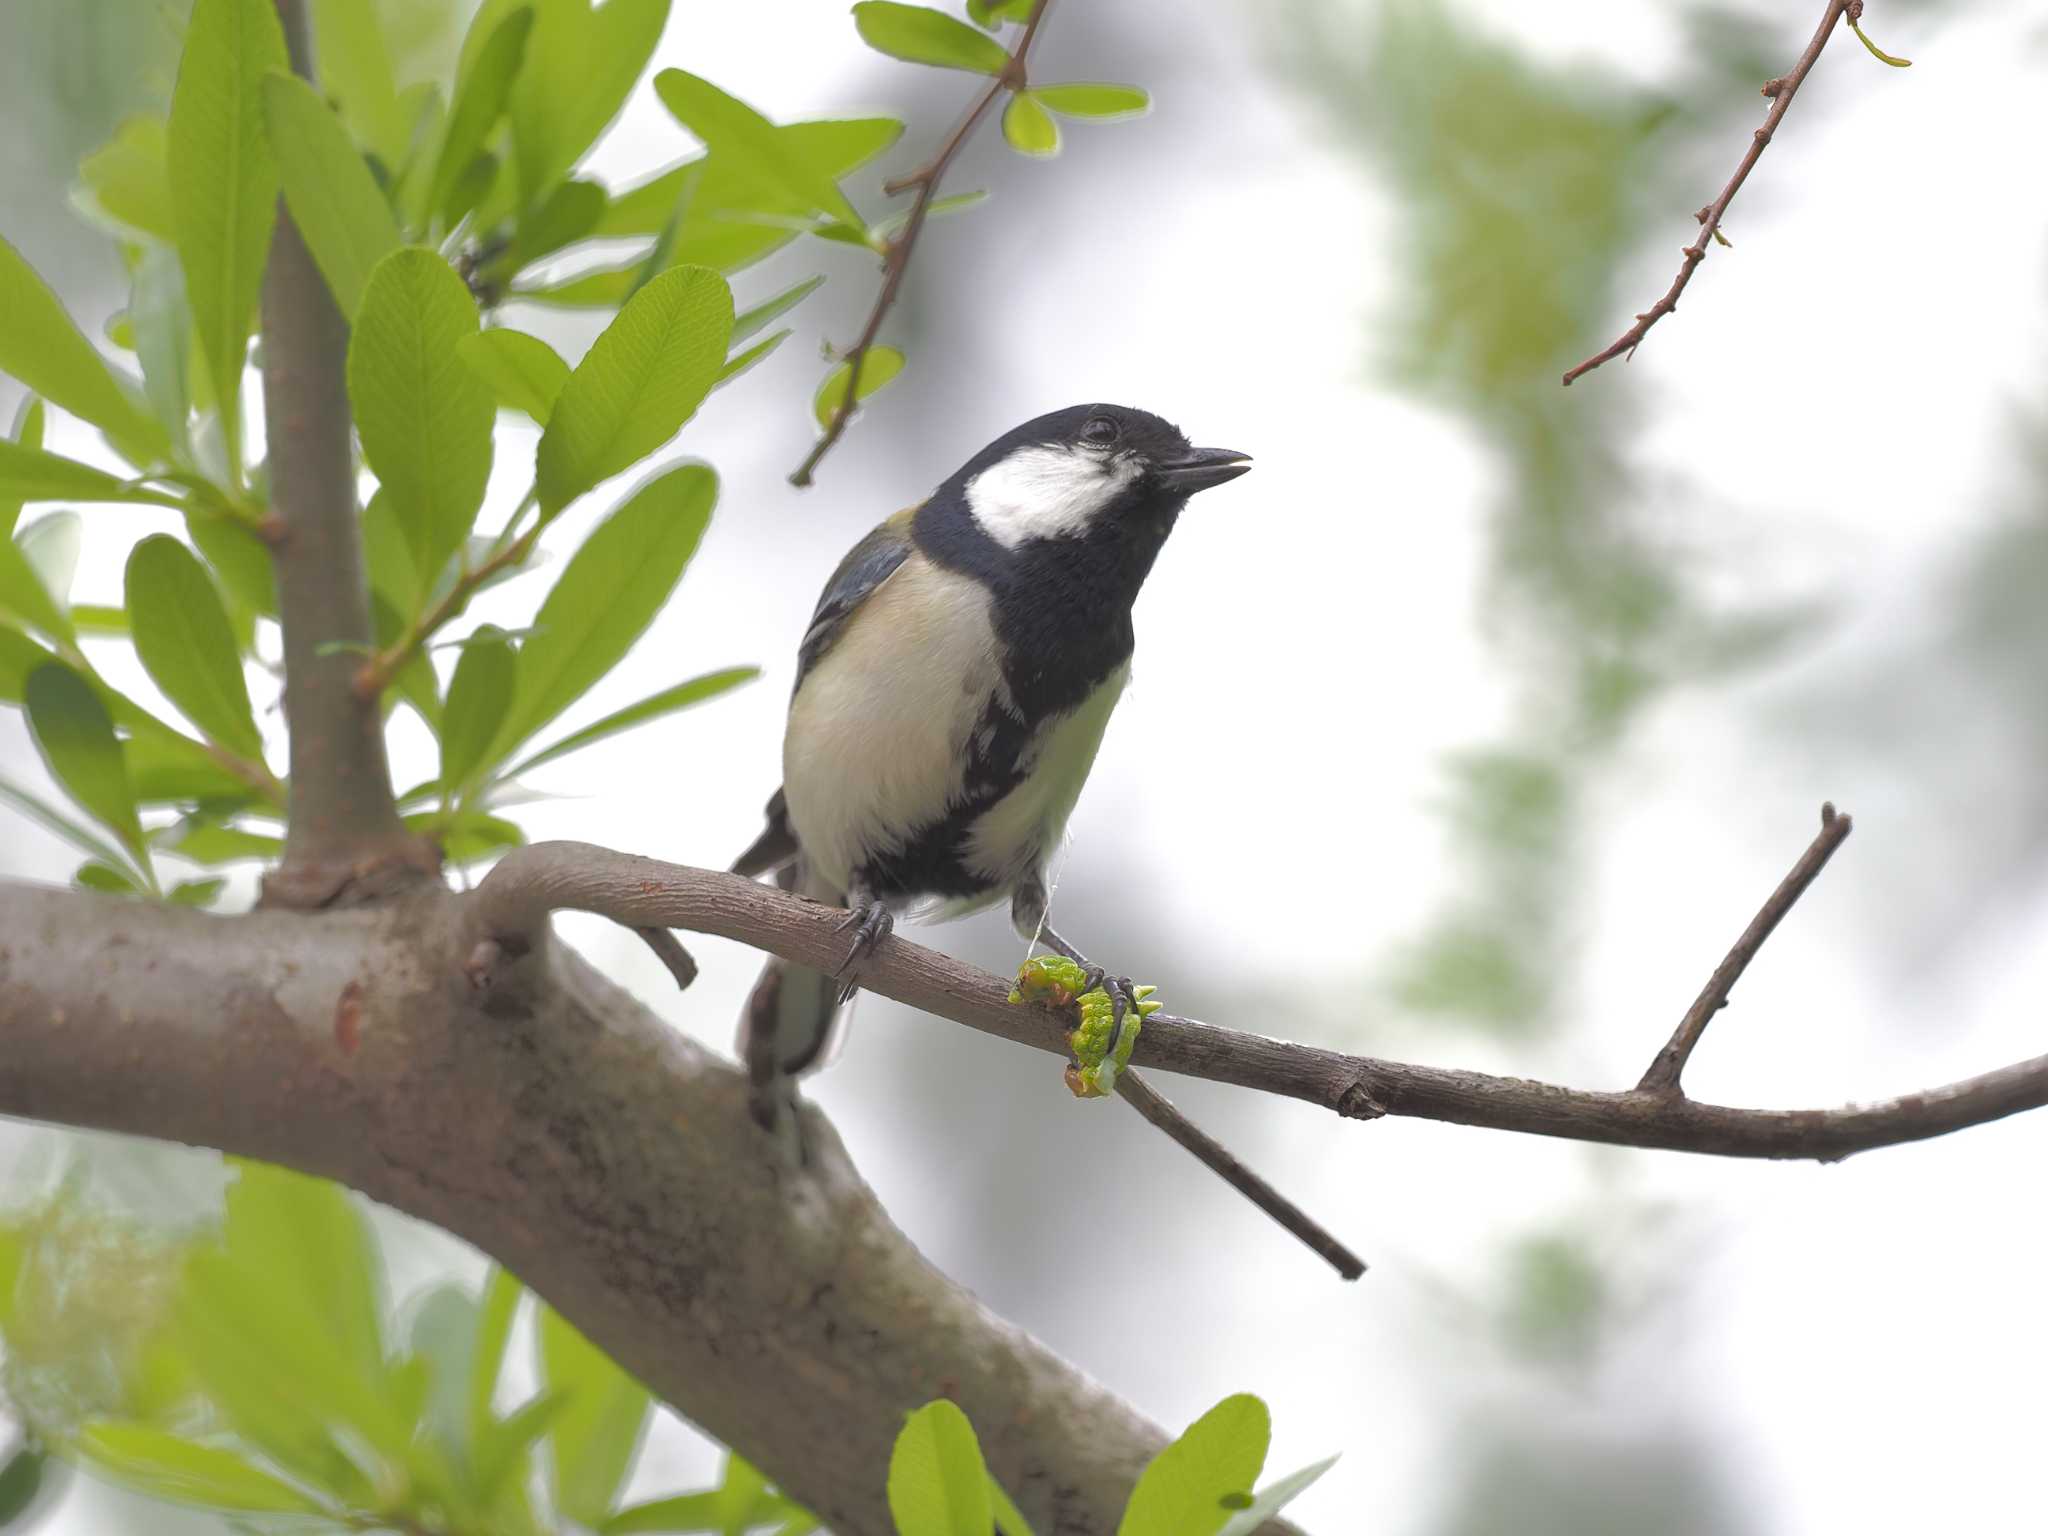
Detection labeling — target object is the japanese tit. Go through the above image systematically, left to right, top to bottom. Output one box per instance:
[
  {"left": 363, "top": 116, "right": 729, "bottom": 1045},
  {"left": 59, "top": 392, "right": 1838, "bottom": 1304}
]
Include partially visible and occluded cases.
[{"left": 732, "top": 403, "right": 1250, "bottom": 1127}]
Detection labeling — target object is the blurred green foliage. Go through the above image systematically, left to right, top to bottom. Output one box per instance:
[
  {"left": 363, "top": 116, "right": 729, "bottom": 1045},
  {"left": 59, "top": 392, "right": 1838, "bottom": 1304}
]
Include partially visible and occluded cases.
[{"left": 1294, "top": 2, "right": 1828, "bottom": 1035}]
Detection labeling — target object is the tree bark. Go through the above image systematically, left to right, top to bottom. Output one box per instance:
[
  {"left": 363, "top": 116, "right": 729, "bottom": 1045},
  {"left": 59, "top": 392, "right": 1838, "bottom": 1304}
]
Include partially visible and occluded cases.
[{"left": 0, "top": 881, "right": 1222, "bottom": 1536}]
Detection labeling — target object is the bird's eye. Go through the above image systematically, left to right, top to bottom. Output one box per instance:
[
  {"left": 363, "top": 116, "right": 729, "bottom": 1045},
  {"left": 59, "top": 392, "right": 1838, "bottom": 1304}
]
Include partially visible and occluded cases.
[{"left": 1080, "top": 415, "right": 1120, "bottom": 448}]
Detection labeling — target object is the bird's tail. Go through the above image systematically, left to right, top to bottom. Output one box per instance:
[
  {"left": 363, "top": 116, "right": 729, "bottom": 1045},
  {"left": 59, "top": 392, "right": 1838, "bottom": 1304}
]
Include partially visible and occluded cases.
[{"left": 735, "top": 848, "right": 846, "bottom": 1133}]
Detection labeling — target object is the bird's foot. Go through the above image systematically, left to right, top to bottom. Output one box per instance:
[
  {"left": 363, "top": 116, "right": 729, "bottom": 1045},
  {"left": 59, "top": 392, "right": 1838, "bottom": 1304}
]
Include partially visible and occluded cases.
[
  {"left": 832, "top": 900, "right": 894, "bottom": 1003},
  {"left": 1008, "top": 955, "right": 1161, "bottom": 1097}
]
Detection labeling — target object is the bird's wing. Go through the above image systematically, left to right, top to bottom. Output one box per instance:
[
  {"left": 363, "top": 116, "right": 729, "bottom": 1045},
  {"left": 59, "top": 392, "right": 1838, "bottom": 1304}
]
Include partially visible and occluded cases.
[
  {"left": 794, "top": 506, "right": 916, "bottom": 689},
  {"left": 730, "top": 785, "right": 798, "bottom": 877}
]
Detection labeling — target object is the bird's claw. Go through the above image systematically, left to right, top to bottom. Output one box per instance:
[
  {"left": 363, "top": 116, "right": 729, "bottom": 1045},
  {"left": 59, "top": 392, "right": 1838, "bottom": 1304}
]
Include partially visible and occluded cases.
[{"left": 833, "top": 901, "right": 893, "bottom": 1002}]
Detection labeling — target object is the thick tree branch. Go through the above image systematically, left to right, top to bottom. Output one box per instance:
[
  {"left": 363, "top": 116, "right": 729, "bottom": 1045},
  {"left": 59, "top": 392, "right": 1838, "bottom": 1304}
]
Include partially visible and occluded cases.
[
  {"left": 258, "top": 0, "right": 431, "bottom": 907},
  {"left": 789, "top": 0, "right": 1052, "bottom": 487},
  {"left": 1561, "top": 0, "right": 1859, "bottom": 386},
  {"left": 1640, "top": 802, "right": 1853, "bottom": 1093},
  {"left": 464, "top": 833, "right": 2048, "bottom": 1163},
  {"left": 0, "top": 881, "right": 1303, "bottom": 1536}
]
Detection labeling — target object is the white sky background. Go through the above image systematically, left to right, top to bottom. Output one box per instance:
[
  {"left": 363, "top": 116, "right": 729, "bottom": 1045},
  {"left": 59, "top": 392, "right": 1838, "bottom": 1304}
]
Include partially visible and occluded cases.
[{"left": 5, "top": 0, "right": 2048, "bottom": 1532}]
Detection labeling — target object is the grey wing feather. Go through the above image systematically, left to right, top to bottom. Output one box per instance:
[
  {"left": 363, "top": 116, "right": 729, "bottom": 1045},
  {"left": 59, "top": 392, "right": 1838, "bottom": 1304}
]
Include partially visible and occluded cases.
[{"left": 794, "top": 510, "right": 915, "bottom": 689}]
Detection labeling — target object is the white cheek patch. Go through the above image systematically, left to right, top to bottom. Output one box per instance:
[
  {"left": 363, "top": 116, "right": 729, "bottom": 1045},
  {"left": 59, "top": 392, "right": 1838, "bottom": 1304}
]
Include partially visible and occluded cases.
[{"left": 964, "top": 445, "right": 1140, "bottom": 549}]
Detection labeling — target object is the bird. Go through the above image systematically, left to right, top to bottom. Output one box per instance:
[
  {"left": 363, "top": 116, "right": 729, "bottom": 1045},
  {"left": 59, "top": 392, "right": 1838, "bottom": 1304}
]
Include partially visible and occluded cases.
[{"left": 732, "top": 403, "right": 1251, "bottom": 1132}]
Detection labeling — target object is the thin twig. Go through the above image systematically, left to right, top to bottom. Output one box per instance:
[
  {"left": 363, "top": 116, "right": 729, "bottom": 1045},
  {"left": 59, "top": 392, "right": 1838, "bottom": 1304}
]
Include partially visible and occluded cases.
[
  {"left": 788, "top": 0, "right": 1053, "bottom": 487},
  {"left": 1561, "top": 0, "right": 1857, "bottom": 386},
  {"left": 353, "top": 523, "right": 540, "bottom": 701},
  {"left": 1639, "top": 802, "right": 1854, "bottom": 1094},
  {"left": 461, "top": 819, "right": 2048, "bottom": 1165},
  {"left": 634, "top": 926, "right": 699, "bottom": 992},
  {"left": 1117, "top": 1068, "right": 1367, "bottom": 1280}
]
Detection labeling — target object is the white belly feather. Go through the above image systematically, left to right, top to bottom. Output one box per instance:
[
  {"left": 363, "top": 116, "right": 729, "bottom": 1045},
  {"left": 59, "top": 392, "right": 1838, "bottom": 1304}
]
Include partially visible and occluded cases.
[
  {"left": 782, "top": 552, "right": 1131, "bottom": 910},
  {"left": 783, "top": 556, "right": 1002, "bottom": 893}
]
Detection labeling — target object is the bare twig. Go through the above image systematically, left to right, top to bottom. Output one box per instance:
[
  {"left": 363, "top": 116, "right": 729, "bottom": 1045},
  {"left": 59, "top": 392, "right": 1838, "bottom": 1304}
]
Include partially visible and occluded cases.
[
  {"left": 259, "top": 0, "right": 432, "bottom": 906},
  {"left": 788, "top": 0, "right": 1053, "bottom": 487},
  {"left": 1561, "top": 0, "right": 1860, "bottom": 386},
  {"left": 1639, "top": 802, "right": 1854, "bottom": 1094},
  {"left": 464, "top": 820, "right": 2048, "bottom": 1165},
  {"left": 634, "top": 926, "right": 700, "bottom": 992},
  {"left": 1117, "top": 1068, "right": 1367, "bottom": 1280}
]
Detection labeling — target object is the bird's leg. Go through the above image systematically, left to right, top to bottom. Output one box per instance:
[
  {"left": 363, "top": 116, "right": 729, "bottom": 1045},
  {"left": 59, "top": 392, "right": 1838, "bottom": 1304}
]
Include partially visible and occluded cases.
[
  {"left": 832, "top": 878, "right": 893, "bottom": 1003},
  {"left": 1037, "top": 923, "right": 1142, "bottom": 1033}
]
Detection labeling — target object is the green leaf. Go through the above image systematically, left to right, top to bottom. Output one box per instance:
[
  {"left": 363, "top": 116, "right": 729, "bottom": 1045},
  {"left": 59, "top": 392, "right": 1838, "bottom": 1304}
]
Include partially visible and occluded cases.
[
  {"left": 168, "top": 0, "right": 287, "bottom": 461},
  {"left": 309, "top": 0, "right": 408, "bottom": 164},
  {"left": 511, "top": 0, "right": 671, "bottom": 210},
  {"left": 966, "top": 0, "right": 1035, "bottom": 26},
  {"left": 854, "top": 2, "right": 1013, "bottom": 74},
  {"left": 432, "top": 5, "right": 535, "bottom": 228},
  {"left": 653, "top": 70, "right": 869, "bottom": 241},
  {"left": 261, "top": 72, "right": 403, "bottom": 319},
  {"left": 1033, "top": 83, "right": 1150, "bottom": 119},
  {"left": 1001, "top": 91, "right": 1059, "bottom": 156},
  {"left": 78, "top": 116, "right": 176, "bottom": 242},
  {"left": 595, "top": 118, "right": 900, "bottom": 241},
  {"left": 514, "top": 176, "right": 607, "bottom": 262},
  {"left": 0, "top": 232, "right": 164, "bottom": 465},
  {"left": 131, "top": 246, "right": 194, "bottom": 459},
  {"left": 348, "top": 248, "right": 496, "bottom": 587},
  {"left": 534, "top": 264, "right": 733, "bottom": 513},
  {"left": 732, "top": 274, "right": 824, "bottom": 345},
  {"left": 460, "top": 329, "right": 570, "bottom": 423},
  {"left": 716, "top": 329, "right": 789, "bottom": 388},
  {"left": 812, "top": 346, "right": 904, "bottom": 429},
  {"left": 0, "top": 397, "right": 45, "bottom": 539},
  {"left": 0, "top": 441, "right": 181, "bottom": 510},
  {"left": 497, "top": 463, "right": 715, "bottom": 760},
  {"left": 188, "top": 509, "right": 279, "bottom": 621},
  {"left": 18, "top": 511, "right": 81, "bottom": 610},
  {"left": 0, "top": 531, "right": 73, "bottom": 642},
  {"left": 126, "top": 535, "right": 263, "bottom": 756},
  {"left": 440, "top": 624, "right": 517, "bottom": 794},
  {"left": 0, "top": 625, "right": 53, "bottom": 700},
  {"left": 24, "top": 663, "right": 147, "bottom": 867},
  {"left": 505, "top": 665, "right": 757, "bottom": 779},
  {"left": 0, "top": 768, "right": 133, "bottom": 871},
  {"left": 160, "top": 815, "right": 282, "bottom": 864},
  {"left": 75, "top": 859, "right": 141, "bottom": 894},
  {"left": 169, "top": 875, "right": 227, "bottom": 906},
  {"left": 173, "top": 1161, "right": 402, "bottom": 1496},
  {"left": 469, "top": 1265, "right": 523, "bottom": 1441},
  {"left": 537, "top": 1303, "right": 653, "bottom": 1526},
  {"left": 1116, "top": 1395, "right": 1270, "bottom": 1536},
  {"left": 888, "top": 1400, "right": 992, "bottom": 1536},
  {"left": 77, "top": 1422, "right": 323, "bottom": 1515},
  {"left": 0, "top": 1445, "right": 45, "bottom": 1528},
  {"left": 711, "top": 1452, "right": 769, "bottom": 1535},
  {"left": 1213, "top": 1455, "right": 1339, "bottom": 1536},
  {"left": 989, "top": 1474, "right": 1037, "bottom": 1536},
  {"left": 599, "top": 1490, "right": 722, "bottom": 1534}
]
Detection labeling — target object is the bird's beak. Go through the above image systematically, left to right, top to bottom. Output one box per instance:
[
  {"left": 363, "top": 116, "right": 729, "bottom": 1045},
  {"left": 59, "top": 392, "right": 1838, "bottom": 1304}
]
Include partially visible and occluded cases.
[{"left": 1153, "top": 446, "right": 1252, "bottom": 494}]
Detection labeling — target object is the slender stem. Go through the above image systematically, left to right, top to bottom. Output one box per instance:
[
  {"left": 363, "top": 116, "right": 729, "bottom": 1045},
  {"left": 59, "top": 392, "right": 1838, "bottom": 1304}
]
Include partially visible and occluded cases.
[
  {"left": 258, "top": 0, "right": 430, "bottom": 906},
  {"left": 789, "top": 0, "right": 1054, "bottom": 486},
  {"left": 1561, "top": 0, "right": 1857, "bottom": 385},
  {"left": 354, "top": 516, "right": 542, "bottom": 701},
  {"left": 1639, "top": 803, "right": 1854, "bottom": 1093},
  {"left": 1117, "top": 1068, "right": 1366, "bottom": 1279}
]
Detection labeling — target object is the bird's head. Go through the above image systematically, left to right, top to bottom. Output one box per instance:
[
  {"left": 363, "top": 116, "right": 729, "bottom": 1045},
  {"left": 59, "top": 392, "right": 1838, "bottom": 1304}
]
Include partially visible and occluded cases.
[{"left": 942, "top": 403, "right": 1250, "bottom": 553}]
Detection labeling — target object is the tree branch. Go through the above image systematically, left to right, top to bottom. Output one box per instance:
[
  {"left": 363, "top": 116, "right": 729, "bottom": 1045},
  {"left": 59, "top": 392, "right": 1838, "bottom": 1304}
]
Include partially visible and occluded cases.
[
  {"left": 258, "top": 0, "right": 432, "bottom": 907},
  {"left": 788, "top": 0, "right": 1052, "bottom": 487},
  {"left": 1561, "top": 0, "right": 1858, "bottom": 386},
  {"left": 1639, "top": 802, "right": 1853, "bottom": 1093},
  {"left": 463, "top": 830, "right": 2048, "bottom": 1163},
  {"left": 0, "top": 879, "right": 1297, "bottom": 1536}
]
